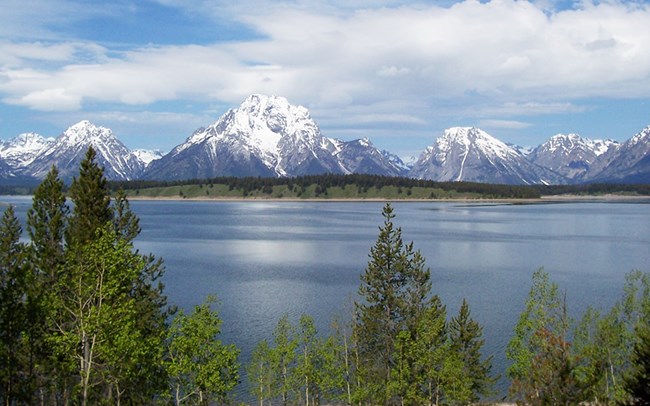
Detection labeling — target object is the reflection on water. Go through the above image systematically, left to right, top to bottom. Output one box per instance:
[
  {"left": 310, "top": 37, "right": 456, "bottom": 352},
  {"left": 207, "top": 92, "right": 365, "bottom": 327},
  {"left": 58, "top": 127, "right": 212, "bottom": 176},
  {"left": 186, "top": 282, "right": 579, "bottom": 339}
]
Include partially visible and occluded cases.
[{"left": 3, "top": 197, "right": 649, "bottom": 399}]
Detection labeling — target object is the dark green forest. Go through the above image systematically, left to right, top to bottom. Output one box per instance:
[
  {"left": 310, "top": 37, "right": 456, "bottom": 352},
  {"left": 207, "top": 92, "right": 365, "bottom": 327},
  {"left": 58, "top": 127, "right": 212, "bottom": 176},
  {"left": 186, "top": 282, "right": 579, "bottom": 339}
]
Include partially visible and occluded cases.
[
  {"left": 1, "top": 149, "right": 649, "bottom": 405},
  {"left": 4, "top": 173, "right": 650, "bottom": 199},
  {"left": 110, "top": 175, "right": 650, "bottom": 200}
]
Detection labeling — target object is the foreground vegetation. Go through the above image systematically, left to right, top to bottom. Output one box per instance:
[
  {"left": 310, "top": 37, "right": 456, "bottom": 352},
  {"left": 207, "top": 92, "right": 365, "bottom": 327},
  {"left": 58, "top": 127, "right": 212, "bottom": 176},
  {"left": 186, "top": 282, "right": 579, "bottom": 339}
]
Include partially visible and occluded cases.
[{"left": 1, "top": 149, "right": 649, "bottom": 404}]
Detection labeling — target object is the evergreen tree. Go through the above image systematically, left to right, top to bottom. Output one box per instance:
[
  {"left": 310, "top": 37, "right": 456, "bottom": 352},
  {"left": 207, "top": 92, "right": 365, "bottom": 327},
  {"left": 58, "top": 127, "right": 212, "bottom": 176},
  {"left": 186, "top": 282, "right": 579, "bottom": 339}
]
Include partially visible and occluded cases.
[
  {"left": 66, "top": 146, "right": 112, "bottom": 247},
  {"left": 27, "top": 152, "right": 171, "bottom": 403},
  {"left": 27, "top": 165, "right": 68, "bottom": 277},
  {"left": 25, "top": 166, "right": 69, "bottom": 403},
  {"left": 112, "top": 189, "right": 140, "bottom": 243},
  {"left": 354, "top": 203, "right": 437, "bottom": 404},
  {"left": 0, "top": 206, "right": 29, "bottom": 404},
  {"left": 411, "top": 296, "right": 451, "bottom": 406},
  {"left": 448, "top": 298, "right": 494, "bottom": 402}
]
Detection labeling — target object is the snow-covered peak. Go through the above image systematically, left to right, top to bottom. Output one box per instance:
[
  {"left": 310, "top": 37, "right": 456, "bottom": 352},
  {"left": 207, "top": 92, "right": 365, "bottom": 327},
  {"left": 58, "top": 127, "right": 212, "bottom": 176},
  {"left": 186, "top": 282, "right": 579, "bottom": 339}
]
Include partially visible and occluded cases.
[
  {"left": 181, "top": 94, "right": 318, "bottom": 155},
  {"left": 60, "top": 120, "right": 115, "bottom": 146},
  {"left": 628, "top": 125, "right": 650, "bottom": 146},
  {"left": 437, "top": 127, "right": 518, "bottom": 160},
  {"left": 0, "top": 132, "right": 54, "bottom": 167},
  {"left": 1, "top": 132, "right": 53, "bottom": 155},
  {"left": 3, "top": 132, "right": 53, "bottom": 151},
  {"left": 538, "top": 133, "right": 617, "bottom": 157},
  {"left": 132, "top": 149, "right": 164, "bottom": 166}
]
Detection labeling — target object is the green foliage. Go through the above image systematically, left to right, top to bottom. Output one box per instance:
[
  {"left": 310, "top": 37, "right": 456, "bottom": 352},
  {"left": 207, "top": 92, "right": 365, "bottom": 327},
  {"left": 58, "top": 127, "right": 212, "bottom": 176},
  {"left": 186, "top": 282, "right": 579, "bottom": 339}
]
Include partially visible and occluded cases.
[
  {"left": 67, "top": 147, "right": 112, "bottom": 247},
  {"left": 0, "top": 153, "right": 175, "bottom": 404},
  {"left": 27, "top": 165, "right": 68, "bottom": 275},
  {"left": 353, "top": 203, "right": 493, "bottom": 405},
  {"left": 355, "top": 203, "right": 434, "bottom": 403},
  {"left": 0, "top": 205, "right": 29, "bottom": 404},
  {"left": 506, "top": 268, "right": 583, "bottom": 404},
  {"left": 508, "top": 269, "right": 650, "bottom": 405},
  {"left": 166, "top": 296, "right": 240, "bottom": 405},
  {"left": 449, "top": 298, "right": 495, "bottom": 402},
  {"left": 248, "top": 314, "right": 347, "bottom": 406},
  {"left": 271, "top": 314, "right": 298, "bottom": 405},
  {"left": 624, "top": 322, "right": 650, "bottom": 405},
  {"left": 248, "top": 340, "right": 273, "bottom": 406}
]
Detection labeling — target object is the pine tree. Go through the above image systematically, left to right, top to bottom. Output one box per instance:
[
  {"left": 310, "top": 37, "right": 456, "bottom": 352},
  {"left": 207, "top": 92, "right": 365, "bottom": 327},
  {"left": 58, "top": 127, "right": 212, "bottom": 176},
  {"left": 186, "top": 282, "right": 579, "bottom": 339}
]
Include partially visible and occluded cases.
[
  {"left": 66, "top": 146, "right": 112, "bottom": 247},
  {"left": 30, "top": 152, "right": 171, "bottom": 403},
  {"left": 25, "top": 165, "right": 69, "bottom": 404},
  {"left": 27, "top": 165, "right": 68, "bottom": 278},
  {"left": 112, "top": 189, "right": 140, "bottom": 243},
  {"left": 354, "top": 203, "right": 434, "bottom": 404},
  {"left": 0, "top": 206, "right": 28, "bottom": 404},
  {"left": 412, "top": 296, "right": 449, "bottom": 405},
  {"left": 448, "top": 298, "right": 494, "bottom": 402}
]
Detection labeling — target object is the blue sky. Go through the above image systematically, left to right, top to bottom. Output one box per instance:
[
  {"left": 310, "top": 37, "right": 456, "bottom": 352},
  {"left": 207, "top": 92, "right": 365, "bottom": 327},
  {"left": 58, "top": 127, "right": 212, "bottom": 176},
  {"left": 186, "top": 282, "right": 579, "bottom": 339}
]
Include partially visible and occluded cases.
[{"left": 1, "top": 0, "right": 649, "bottom": 159}]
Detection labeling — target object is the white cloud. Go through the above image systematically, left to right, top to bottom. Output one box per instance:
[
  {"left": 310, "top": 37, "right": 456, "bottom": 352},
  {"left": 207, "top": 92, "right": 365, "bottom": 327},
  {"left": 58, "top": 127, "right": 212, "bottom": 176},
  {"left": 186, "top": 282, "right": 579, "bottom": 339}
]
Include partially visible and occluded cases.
[
  {"left": 0, "top": 0, "right": 649, "bottom": 125},
  {"left": 479, "top": 119, "right": 532, "bottom": 130}
]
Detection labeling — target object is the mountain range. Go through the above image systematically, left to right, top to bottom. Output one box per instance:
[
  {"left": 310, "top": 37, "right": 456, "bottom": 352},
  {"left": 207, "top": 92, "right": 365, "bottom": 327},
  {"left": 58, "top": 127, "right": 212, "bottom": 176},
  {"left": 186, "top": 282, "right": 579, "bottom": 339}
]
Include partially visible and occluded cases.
[{"left": 1, "top": 94, "right": 648, "bottom": 185}]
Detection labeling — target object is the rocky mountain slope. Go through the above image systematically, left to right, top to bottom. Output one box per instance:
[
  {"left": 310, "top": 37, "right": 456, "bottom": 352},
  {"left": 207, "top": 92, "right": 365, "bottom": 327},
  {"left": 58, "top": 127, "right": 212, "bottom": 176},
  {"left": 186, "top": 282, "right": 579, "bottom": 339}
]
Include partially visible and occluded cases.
[
  {"left": 1, "top": 95, "right": 648, "bottom": 185},
  {"left": 144, "top": 95, "right": 404, "bottom": 180},
  {"left": 24, "top": 121, "right": 144, "bottom": 181},
  {"left": 588, "top": 125, "right": 650, "bottom": 183},
  {"left": 408, "top": 127, "right": 563, "bottom": 184},
  {"left": 528, "top": 134, "right": 618, "bottom": 181}
]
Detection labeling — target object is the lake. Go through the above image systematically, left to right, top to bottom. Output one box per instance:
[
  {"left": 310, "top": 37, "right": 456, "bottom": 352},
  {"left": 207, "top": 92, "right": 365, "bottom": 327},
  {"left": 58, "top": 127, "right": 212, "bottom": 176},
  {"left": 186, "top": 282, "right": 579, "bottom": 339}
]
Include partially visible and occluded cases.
[{"left": 3, "top": 197, "right": 649, "bottom": 399}]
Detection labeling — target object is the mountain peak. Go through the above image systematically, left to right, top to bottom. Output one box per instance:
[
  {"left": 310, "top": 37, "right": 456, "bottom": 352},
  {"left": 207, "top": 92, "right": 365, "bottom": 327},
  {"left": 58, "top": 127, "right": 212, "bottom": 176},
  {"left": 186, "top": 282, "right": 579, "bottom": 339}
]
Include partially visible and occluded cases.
[
  {"left": 61, "top": 120, "right": 115, "bottom": 145},
  {"left": 411, "top": 126, "right": 553, "bottom": 184},
  {"left": 0, "top": 132, "right": 54, "bottom": 168}
]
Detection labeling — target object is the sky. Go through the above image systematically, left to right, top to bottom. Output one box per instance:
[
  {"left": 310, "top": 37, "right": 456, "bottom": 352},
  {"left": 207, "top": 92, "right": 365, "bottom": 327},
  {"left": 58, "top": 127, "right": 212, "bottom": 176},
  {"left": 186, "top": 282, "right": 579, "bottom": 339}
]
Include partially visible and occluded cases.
[{"left": 1, "top": 0, "right": 650, "bottom": 159}]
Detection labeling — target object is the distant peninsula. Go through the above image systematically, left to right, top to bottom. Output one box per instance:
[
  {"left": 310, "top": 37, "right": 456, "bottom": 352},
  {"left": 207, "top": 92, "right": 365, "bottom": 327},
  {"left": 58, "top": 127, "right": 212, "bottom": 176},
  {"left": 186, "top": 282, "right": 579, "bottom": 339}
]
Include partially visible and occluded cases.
[{"left": 109, "top": 174, "right": 650, "bottom": 201}]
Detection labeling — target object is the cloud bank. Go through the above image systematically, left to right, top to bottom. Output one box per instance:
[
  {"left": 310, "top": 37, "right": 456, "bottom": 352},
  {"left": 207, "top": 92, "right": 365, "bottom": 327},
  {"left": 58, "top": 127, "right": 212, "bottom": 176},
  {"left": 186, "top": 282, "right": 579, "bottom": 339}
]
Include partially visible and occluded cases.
[{"left": 0, "top": 0, "right": 649, "bottom": 149}]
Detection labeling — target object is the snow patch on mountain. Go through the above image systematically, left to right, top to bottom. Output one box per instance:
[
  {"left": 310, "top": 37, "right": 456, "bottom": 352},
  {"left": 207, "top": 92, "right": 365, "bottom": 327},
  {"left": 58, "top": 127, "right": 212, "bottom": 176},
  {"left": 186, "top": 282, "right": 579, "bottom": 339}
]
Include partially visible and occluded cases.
[
  {"left": 25, "top": 121, "right": 143, "bottom": 181},
  {"left": 409, "top": 127, "right": 560, "bottom": 184},
  {"left": 0, "top": 132, "right": 54, "bottom": 168},
  {"left": 132, "top": 149, "right": 164, "bottom": 166}
]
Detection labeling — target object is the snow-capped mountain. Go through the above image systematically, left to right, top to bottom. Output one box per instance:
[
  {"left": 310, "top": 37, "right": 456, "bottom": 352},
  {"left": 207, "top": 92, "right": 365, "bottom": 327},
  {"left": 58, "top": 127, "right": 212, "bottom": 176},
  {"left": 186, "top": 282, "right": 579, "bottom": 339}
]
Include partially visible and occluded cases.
[
  {"left": 2, "top": 95, "right": 649, "bottom": 186},
  {"left": 145, "top": 95, "right": 405, "bottom": 180},
  {"left": 25, "top": 121, "right": 144, "bottom": 181},
  {"left": 588, "top": 125, "right": 650, "bottom": 183},
  {"left": 408, "top": 127, "right": 562, "bottom": 185},
  {"left": 0, "top": 132, "right": 54, "bottom": 169},
  {"left": 529, "top": 134, "right": 618, "bottom": 181},
  {"left": 327, "top": 138, "right": 409, "bottom": 177},
  {"left": 132, "top": 149, "right": 164, "bottom": 167},
  {"left": 0, "top": 157, "right": 13, "bottom": 179}
]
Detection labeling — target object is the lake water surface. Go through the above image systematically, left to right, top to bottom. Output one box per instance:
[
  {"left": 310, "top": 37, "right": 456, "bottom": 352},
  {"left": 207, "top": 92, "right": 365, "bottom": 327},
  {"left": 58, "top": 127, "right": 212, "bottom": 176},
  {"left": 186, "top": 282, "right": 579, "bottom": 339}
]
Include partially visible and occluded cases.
[{"left": 3, "top": 197, "right": 649, "bottom": 398}]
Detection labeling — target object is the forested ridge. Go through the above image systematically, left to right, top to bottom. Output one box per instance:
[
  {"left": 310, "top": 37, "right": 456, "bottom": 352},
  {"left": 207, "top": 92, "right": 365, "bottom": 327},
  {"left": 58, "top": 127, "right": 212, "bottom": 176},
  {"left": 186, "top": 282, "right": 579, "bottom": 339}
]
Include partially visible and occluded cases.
[
  {"left": 1, "top": 149, "right": 650, "bottom": 405},
  {"left": 4, "top": 174, "right": 650, "bottom": 199},
  {"left": 111, "top": 174, "right": 541, "bottom": 200},
  {"left": 111, "top": 175, "right": 650, "bottom": 200}
]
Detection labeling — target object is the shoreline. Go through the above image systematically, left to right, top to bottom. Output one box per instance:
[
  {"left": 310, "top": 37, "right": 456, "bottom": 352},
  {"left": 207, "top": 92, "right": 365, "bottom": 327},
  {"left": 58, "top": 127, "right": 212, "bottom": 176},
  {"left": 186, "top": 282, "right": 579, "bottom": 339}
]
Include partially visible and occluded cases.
[{"left": 124, "top": 194, "right": 650, "bottom": 204}]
